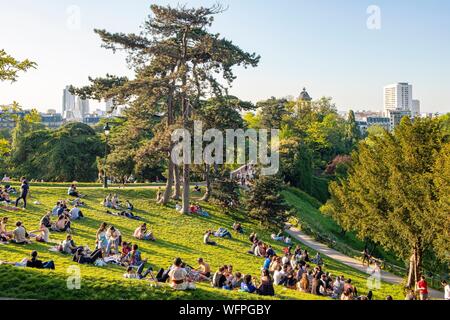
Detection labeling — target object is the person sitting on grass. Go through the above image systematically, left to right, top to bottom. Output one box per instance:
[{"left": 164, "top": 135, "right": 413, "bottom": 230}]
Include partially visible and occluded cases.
[
  {"left": 67, "top": 184, "right": 84, "bottom": 198},
  {"left": 112, "top": 193, "right": 120, "bottom": 209},
  {"left": 103, "top": 195, "right": 113, "bottom": 209},
  {"left": 126, "top": 200, "right": 134, "bottom": 211},
  {"left": 69, "top": 204, "right": 84, "bottom": 220},
  {"left": 51, "top": 214, "right": 71, "bottom": 233},
  {"left": 0, "top": 217, "right": 13, "bottom": 242},
  {"left": 12, "top": 221, "right": 31, "bottom": 244},
  {"left": 232, "top": 222, "right": 243, "bottom": 234},
  {"left": 29, "top": 223, "right": 50, "bottom": 243},
  {"left": 133, "top": 223, "right": 155, "bottom": 241},
  {"left": 203, "top": 230, "right": 216, "bottom": 246},
  {"left": 61, "top": 234, "right": 83, "bottom": 254},
  {"left": 120, "top": 241, "right": 132, "bottom": 263},
  {"left": 126, "top": 244, "right": 147, "bottom": 267},
  {"left": 73, "top": 247, "right": 103, "bottom": 265},
  {"left": 312, "top": 252, "right": 324, "bottom": 266},
  {"left": 168, "top": 257, "right": 195, "bottom": 290},
  {"left": 196, "top": 258, "right": 211, "bottom": 279},
  {"left": 123, "top": 265, "right": 154, "bottom": 280},
  {"left": 212, "top": 266, "right": 227, "bottom": 288},
  {"left": 257, "top": 269, "right": 275, "bottom": 296},
  {"left": 232, "top": 272, "right": 243, "bottom": 289},
  {"left": 297, "top": 273, "right": 310, "bottom": 293},
  {"left": 240, "top": 274, "right": 257, "bottom": 294}
]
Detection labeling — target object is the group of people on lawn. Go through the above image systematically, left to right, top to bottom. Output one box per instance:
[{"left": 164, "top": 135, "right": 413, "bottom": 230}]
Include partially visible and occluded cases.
[{"left": 1, "top": 178, "right": 447, "bottom": 300}]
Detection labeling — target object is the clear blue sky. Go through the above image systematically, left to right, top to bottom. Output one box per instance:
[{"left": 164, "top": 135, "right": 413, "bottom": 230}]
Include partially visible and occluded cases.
[{"left": 1, "top": 0, "right": 449, "bottom": 113}]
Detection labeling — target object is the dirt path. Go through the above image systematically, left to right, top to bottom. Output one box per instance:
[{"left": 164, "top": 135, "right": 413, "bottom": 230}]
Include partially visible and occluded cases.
[{"left": 286, "top": 226, "right": 443, "bottom": 299}]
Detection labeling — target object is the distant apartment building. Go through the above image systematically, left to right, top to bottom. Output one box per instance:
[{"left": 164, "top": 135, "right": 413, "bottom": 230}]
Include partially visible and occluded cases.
[
  {"left": 384, "top": 82, "right": 413, "bottom": 114},
  {"left": 412, "top": 100, "right": 421, "bottom": 117},
  {"left": 0, "top": 108, "right": 63, "bottom": 130},
  {"left": 0, "top": 109, "right": 29, "bottom": 130},
  {"left": 387, "top": 109, "right": 412, "bottom": 130},
  {"left": 40, "top": 112, "right": 64, "bottom": 128},
  {"left": 83, "top": 114, "right": 102, "bottom": 125},
  {"left": 356, "top": 116, "right": 391, "bottom": 135}
]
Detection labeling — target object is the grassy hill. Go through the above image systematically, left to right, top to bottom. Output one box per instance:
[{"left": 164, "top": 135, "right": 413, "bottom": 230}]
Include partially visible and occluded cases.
[{"left": 0, "top": 184, "right": 405, "bottom": 300}]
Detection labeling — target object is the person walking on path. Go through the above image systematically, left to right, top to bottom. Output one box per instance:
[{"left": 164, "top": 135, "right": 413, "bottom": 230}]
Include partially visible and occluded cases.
[{"left": 15, "top": 177, "right": 30, "bottom": 209}]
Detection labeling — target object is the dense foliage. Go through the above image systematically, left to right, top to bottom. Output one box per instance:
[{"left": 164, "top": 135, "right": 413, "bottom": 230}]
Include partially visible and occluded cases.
[{"left": 322, "top": 117, "right": 450, "bottom": 286}]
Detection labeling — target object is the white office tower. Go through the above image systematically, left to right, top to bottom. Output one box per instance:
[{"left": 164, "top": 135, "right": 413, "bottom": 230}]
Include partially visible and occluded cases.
[
  {"left": 384, "top": 83, "right": 413, "bottom": 114},
  {"left": 62, "top": 86, "right": 76, "bottom": 119},
  {"left": 77, "top": 97, "right": 90, "bottom": 117},
  {"left": 412, "top": 100, "right": 421, "bottom": 117}
]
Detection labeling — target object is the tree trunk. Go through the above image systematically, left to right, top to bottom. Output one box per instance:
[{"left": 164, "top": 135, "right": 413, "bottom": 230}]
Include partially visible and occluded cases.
[
  {"left": 180, "top": 29, "right": 191, "bottom": 215},
  {"left": 159, "top": 80, "right": 176, "bottom": 205},
  {"left": 159, "top": 157, "right": 174, "bottom": 205},
  {"left": 201, "top": 164, "right": 212, "bottom": 202},
  {"left": 172, "top": 165, "right": 181, "bottom": 200},
  {"left": 406, "top": 244, "right": 423, "bottom": 289}
]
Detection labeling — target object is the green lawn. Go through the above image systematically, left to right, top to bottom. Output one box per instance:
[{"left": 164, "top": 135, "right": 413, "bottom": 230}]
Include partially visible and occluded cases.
[{"left": 0, "top": 185, "right": 405, "bottom": 300}]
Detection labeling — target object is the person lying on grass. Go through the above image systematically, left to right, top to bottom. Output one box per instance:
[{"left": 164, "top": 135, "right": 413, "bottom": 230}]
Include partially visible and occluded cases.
[
  {"left": 106, "top": 209, "right": 142, "bottom": 220},
  {"left": 133, "top": 223, "right": 155, "bottom": 241},
  {"left": 73, "top": 247, "right": 103, "bottom": 265},
  {"left": 0, "top": 250, "right": 55, "bottom": 270},
  {"left": 123, "top": 265, "right": 154, "bottom": 280}
]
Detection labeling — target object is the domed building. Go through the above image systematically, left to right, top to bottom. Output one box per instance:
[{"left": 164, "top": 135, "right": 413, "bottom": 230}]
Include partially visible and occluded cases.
[{"left": 299, "top": 87, "right": 312, "bottom": 102}]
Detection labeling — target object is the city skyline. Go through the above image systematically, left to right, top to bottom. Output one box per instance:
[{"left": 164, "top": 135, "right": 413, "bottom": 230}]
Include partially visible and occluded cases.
[{"left": 1, "top": 0, "right": 450, "bottom": 113}]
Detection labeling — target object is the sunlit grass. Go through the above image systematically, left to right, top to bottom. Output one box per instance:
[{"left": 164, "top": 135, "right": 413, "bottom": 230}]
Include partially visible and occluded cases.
[{"left": 0, "top": 184, "right": 404, "bottom": 300}]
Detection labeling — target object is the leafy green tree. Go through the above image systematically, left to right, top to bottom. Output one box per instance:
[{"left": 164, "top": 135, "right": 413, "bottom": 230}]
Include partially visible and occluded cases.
[
  {"left": 72, "top": 4, "right": 259, "bottom": 213},
  {"left": 0, "top": 49, "right": 36, "bottom": 82},
  {"left": 195, "top": 96, "right": 252, "bottom": 201},
  {"left": 257, "top": 97, "right": 288, "bottom": 129},
  {"left": 346, "top": 110, "right": 361, "bottom": 149},
  {"left": 323, "top": 117, "right": 449, "bottom": 287},
  {"left": 10, "top": 123, "right": 103, "bottom": 181},
  {"left": 246, "top": 175, "right": 290, "bottom": 230},
  {"left": 211, "top": 176, "right": 240, "bottom": 215}
]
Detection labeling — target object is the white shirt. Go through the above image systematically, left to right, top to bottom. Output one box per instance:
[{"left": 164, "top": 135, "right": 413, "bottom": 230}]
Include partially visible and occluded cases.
[
  {"left": 70, "top": 207, "right": 80, "bottom": 220},
  {"left": 273, "top": 270, "right": 285, "bottom": 285},
  {"left": 445, "top": 284, "right": 450, "bottom": 300}
]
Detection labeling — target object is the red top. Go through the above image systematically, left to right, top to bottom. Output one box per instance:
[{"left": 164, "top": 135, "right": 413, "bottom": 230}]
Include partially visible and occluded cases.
[{"left": 417, "top": 280, "right": 428, "bottom": 294}]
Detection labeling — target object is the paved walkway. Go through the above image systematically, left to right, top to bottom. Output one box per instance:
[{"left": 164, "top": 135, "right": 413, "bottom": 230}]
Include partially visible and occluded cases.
[{"left": 286, "top": 226, "right": 443, "bottom": 299}]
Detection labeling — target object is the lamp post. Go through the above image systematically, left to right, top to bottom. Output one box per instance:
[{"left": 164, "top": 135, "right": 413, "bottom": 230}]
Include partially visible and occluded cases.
[{"left": 103, "top": 122, "right": 110, "bottom": 189}]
